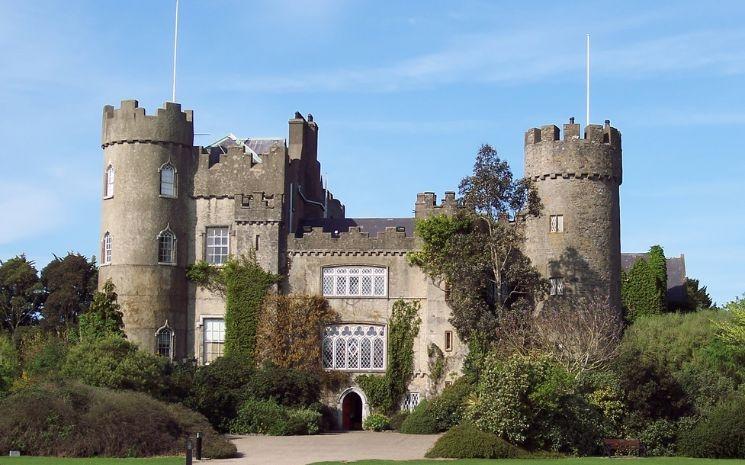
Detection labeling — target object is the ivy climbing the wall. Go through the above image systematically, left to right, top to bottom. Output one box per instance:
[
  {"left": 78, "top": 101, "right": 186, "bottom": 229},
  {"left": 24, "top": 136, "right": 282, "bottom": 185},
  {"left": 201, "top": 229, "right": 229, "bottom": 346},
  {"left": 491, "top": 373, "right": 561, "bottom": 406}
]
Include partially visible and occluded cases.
[
  {"left": 187, "top": 253, "right": 280, "bottom": 362},
  {"left": 357, "top": 299, "right": 421, "bottom": 413}
]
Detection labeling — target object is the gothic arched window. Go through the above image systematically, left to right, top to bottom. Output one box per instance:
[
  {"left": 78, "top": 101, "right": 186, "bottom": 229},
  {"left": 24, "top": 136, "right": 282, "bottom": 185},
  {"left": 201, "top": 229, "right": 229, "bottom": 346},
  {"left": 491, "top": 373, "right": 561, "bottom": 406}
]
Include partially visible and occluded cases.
[
  {"left": 159, "top": 163, "right": 177, "bottom": 197},
  {"left": 104, "top": 165, "right": 115, "bottom": 198},
  {"left": 157, "top": 228, "right": 176, "bottom": 264},
  {"left": 102, "top": 232, "right": 112, "bottom": 265},
  {"left": 155, "top": 323, "right": 174, "bottom": 359},
  {"left": 322, "top": 324, "right": 386, "bottom": 371}
]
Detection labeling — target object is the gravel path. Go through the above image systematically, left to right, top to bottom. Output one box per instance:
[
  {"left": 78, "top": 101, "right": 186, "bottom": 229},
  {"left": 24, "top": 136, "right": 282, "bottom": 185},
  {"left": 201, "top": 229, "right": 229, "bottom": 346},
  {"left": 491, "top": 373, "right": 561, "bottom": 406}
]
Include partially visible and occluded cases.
[{"left": 209, "top": 431, "right": 441, "bottom": 465}]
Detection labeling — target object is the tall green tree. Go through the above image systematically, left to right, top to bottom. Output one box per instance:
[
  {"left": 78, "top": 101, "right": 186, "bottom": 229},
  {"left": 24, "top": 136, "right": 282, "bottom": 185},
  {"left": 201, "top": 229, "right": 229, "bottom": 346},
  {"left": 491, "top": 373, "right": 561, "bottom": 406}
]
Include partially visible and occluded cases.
[
  {"left": 409, "top": 144, "right": 544, "bottom": 342},
  {"left": 621, "top": 245, "right": 668, "bottom": 322},
  {"left": 40, "top": 253, "right": 98, "bottom": 332},
  {"left": 0, "top": 255, "right": 42, "bottom": 334},
  {"left": 684, "top": 278, "right": 714, "bottom": 311},
  {"left": 78, "top": 280, "right": 124, "bottom": 342}
]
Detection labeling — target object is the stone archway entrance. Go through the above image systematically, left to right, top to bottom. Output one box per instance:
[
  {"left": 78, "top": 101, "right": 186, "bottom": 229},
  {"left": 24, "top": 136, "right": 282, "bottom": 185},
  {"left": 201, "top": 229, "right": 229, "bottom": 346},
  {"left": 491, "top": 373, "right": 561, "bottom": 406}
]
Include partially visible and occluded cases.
[{"left": 341, "top": 391, "right": 363, "bottom": 430}]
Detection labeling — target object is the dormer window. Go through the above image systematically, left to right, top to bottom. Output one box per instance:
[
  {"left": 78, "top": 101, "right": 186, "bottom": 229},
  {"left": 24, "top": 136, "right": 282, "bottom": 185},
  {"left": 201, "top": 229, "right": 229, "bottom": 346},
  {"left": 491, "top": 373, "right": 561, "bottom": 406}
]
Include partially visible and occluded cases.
[
  {"left": 159, "top": 163, "right": 177, "bottom": 197},
  {"left": 104, "top": 165, "right": 115, "bottom": 198}
]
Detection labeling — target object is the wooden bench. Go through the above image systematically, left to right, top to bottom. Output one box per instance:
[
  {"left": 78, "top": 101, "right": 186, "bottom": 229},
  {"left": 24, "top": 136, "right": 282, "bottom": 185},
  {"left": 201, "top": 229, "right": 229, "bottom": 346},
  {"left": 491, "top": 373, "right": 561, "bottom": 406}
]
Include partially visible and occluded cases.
[{"left": 603, "top": 438, "right": 645, "bottom": 457}]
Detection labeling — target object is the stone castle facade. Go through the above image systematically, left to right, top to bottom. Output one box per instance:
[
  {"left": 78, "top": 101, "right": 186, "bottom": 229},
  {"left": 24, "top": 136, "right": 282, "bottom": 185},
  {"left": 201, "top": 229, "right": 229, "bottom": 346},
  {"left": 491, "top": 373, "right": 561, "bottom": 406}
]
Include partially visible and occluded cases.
[{"left": 98, "top": 100, "right": 622, "bottom": 429}]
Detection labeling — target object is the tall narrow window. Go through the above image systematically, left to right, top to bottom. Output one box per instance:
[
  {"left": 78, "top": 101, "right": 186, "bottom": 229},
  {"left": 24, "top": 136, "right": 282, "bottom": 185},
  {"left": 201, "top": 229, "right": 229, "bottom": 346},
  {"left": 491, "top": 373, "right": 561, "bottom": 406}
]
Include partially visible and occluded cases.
[
  {"left": 159, "top": 163, "right": 176, "bottom": 197},
  {"left": 104, "top": 165, "right": 115, "bottom": 198},
  {"left": 550, "top": 214, "right": 564, "bottom": 233},
  {"left": 206, "top": 227, "right": 229, "bottom": 264},
  {"left": 157, "top": 228, "right": 176, "bottom": 264},
  {"left": 102, "top": 232, "right": 112, "bottom": 265},
  {"left": 255, "top": 235, "right": 260, "bottom": 251},
  {"left": 550, "top": 277, "right": 564, "bottom": 296},
  {"left": 203, "top": 318, "right": 225, "bottom": 365},
  {"left": 156, "top": 324, "right": 174, "bottom": 359},
  {"left": 444, "top": 331, "right": 453, "bottom": 352}
]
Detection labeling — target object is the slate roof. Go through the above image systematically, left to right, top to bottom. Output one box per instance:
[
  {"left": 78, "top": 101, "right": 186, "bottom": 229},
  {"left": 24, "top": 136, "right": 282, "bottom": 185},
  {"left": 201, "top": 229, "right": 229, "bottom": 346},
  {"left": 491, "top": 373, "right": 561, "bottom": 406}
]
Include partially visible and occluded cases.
[
  {"left": 205, "top": 134, "right": 284, "bottom": 164},
  {"left": 298, "top": 217, "right": 415, "bottom": 238},
  {"left": 621, "top": 253, "right": 687, "bottom": 305}
]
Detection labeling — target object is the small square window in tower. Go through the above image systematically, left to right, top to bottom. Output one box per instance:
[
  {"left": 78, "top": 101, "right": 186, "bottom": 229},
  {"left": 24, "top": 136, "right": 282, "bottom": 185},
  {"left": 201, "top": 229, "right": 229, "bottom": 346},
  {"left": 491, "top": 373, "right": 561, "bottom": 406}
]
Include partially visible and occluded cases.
[
  {"left": 550, "top": 215, "right": 564, "bottom": 233},
  {"left": 550, "top": 277, "right": 564, "bottom": 296}
]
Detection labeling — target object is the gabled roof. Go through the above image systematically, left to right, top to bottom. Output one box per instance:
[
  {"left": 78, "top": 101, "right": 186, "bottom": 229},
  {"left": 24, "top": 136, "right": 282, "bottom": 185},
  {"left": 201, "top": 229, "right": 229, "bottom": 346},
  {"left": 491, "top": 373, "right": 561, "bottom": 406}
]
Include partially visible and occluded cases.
[
  {"left": 205, "top": 134, "right": 284, "bottom": 164},
  {"left": 621, "top": 253, "right": 687, "bottom": 304}
]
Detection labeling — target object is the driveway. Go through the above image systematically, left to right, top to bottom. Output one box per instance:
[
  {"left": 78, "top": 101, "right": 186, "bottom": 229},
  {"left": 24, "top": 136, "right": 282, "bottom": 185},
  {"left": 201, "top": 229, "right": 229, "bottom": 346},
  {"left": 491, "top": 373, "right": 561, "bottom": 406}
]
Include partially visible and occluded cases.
[{"left": 210, "top": 431, "right": 441, "bottom": 465}]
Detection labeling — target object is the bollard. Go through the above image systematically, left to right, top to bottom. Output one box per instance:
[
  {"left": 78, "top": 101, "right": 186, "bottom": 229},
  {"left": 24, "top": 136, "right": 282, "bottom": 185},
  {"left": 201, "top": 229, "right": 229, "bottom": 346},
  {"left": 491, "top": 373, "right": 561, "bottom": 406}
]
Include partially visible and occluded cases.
[
  {"left": 195, "top": 432, "right": 203, "bottom": 460},
  {"left": 186, "top": 438, "right": 193, "bottom": 465}
]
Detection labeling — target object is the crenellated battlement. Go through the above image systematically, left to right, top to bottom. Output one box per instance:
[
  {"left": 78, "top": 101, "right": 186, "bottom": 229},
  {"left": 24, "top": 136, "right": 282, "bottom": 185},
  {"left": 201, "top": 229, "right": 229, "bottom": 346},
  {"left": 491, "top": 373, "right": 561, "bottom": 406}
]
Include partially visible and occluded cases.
[
  {"left": 102, "top": 100, "right": 194, "bottom": 148},
  {"left": 524, "top": 118, "right": 622, "bottom": 186},
  {"left": 524, "top": 118, "right": 620, "bottom": 148},
  {"left": 414, "top": 191, "right": 459, "bottom": 219},
  {"left": 288, "top": 226, "right": 416, "bottom": 255}
]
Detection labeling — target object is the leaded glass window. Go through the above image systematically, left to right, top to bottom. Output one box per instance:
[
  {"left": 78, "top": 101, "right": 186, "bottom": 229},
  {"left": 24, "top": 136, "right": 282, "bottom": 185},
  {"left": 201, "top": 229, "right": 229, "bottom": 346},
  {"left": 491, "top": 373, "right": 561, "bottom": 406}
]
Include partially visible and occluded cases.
[
  {"left": 160, "top": 163, "right": 177, "bottom": 197},
  {"left": 104, "top": 165, "right": 114, "bottom": 198},
  {"left": 550, "top": 214, "right": 564, "bottom": 233},
  {"left": 206, "top": 227, "right": 229, "bottom": 265},
  {"left": 157, "top": 228, "right": 176, "bottom": 264},
  {"left": 102, "top": 232, "right": 112, "bottom": 265},
  {"left": 322, "top": 267, "right": 387, "bottom": 297},
  {"left": 550, "top": 277, "right": 564, "bottom": 296},
  {"left": 322, "top": 324, "right": 386, "bottom": 371},
  {"left": 156, "top": 325, "right": 173, "bottom": 359},
  {"left": 402, "top": 392, "right": 421, "bottom": 411}
]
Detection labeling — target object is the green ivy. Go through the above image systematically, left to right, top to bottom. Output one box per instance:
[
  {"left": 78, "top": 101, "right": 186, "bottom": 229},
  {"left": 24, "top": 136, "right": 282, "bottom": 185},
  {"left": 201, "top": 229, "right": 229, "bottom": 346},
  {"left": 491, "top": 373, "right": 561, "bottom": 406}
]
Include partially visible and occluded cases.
[
  {"left": 621, "top": 245, "right": 667, "bottom": 322},
  {"left": 187, "top": 254, "right": 279, "bottom": 362},
  {"left": 356, "top": 299, "right": 421, "bottom": 414},
  {"left": 428, "top": 343, "right": 445, "bottom": 383}
]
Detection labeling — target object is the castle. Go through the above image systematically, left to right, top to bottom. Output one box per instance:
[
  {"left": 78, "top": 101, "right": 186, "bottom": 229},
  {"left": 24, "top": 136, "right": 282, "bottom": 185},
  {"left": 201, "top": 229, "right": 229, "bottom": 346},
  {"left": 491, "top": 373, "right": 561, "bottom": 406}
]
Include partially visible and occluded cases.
[{"left": 98, "top": 100, "right": 622, "bottom": 429}]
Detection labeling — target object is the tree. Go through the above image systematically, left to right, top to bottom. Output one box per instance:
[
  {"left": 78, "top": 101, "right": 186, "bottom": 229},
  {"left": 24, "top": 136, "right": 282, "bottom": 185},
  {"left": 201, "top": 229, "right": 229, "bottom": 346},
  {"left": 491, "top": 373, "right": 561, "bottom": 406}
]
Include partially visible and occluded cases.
[
  {"left": 409, "top": 144, "right": 544, "bottom": 342},
  {"left": 621, "top": 245, "right": 667, "bottom": 321},
  {"left": 40, "top": 253, "right": 97, "bottom": 332},
  {"left": 0, "top": 255, "right": 42, "bottom": 334},
  {"left": 684, "top": 278, "right": 714, "bottom": 311},
  {"left": 78, "top": 280, "right": 124, "bottom": 342},
  {"left": 716, "top": 295, "right": 745, "bottom": 347}
]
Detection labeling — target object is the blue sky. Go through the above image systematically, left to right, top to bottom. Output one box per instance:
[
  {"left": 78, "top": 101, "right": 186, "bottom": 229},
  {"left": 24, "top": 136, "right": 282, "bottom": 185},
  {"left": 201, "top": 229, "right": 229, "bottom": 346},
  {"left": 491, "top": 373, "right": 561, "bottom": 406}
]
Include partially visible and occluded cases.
[{"left": 1, "top": 0, "right": 743, "bottom": 305}]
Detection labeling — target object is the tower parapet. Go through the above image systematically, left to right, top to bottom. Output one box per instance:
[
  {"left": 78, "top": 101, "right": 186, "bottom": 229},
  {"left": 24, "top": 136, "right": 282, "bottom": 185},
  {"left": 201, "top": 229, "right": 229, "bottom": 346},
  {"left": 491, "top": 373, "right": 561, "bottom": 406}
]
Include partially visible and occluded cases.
[
  {"left": 102, "top": 100, "right": 193, "bottom": 148},
  {"left": 523, "top": 119, "right": 622, "bottom": 313},
  {"left": 414, "top": 191, "right": 459, "bottom": 219}
]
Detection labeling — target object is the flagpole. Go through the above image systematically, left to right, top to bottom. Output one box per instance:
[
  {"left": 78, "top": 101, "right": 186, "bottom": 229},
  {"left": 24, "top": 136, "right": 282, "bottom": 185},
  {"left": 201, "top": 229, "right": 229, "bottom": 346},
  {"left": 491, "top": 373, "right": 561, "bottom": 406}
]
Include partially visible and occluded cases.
[
  {"left": 171, "top": 0, "right": 180, "bottom": 102},
  {"left": 586, "top": 33, "right": 590, "bottom": 128}
]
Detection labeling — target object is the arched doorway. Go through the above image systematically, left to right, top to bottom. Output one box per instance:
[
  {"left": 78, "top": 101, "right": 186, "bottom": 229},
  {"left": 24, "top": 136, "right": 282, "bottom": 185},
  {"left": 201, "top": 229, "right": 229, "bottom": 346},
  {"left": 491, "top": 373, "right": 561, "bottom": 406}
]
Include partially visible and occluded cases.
[{"left": 341, "top": 391, "right": 363, "bottom": 430}]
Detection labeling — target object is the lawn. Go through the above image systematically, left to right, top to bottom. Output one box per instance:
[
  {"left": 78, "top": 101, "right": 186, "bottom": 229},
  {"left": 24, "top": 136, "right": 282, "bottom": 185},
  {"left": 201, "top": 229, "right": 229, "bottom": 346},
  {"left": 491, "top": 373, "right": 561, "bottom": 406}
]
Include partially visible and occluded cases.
[
  {"left": 0, "top": 458, "right": 181, "bottom": 465},
  {"left": 311, "top": 459, "right": 745, "bottom": 465}
]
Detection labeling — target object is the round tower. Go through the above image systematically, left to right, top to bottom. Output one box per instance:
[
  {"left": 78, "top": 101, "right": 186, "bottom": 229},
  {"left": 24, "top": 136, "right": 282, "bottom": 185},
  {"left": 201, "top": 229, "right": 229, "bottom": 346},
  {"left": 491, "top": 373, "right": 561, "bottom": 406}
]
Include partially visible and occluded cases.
[
  {"left": 99, "top": 100, "right": 194, "bottom": 358},
  {"left": 523, "top": 119, "right": 622, "bottom": 312}
]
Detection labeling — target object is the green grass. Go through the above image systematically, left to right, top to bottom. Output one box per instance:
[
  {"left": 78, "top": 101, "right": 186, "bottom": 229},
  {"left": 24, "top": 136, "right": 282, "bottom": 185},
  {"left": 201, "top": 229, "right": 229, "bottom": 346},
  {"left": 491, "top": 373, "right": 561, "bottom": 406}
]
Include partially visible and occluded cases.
[
  {"left": 0, "top": 458, "right": 181, "bottom": 465},
  {"left": 311, "top": 459, "right": 745, "bottom": 465}
]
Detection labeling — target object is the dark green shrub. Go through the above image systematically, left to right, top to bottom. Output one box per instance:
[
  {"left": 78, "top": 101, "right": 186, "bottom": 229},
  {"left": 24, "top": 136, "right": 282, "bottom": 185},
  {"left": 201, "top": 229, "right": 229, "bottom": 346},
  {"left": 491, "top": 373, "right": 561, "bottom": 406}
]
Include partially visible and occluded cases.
[
  {"left": 0, "top": 333, "right": 19, "bottom": 396},
  {"left": 24, "top": 335, "right": 68, "bottom": 380},
  {"left": 61, "top": 335, "right": 167, "bottom": 397},
  {"left": 185, "top": 355, "right": 253, "bottom": 432},
  {"left": 250, "top": 362, "right": 320, "bottom": 408},
  {"left": 429, "top": 377, "right": 473, "bottom": 431},
  {"left": 0, "top": 382, "right": 235, "bottom": 458},
  {"left": 678, "top": 394, "right": 745, "bottom": 458},
  {"left": 231, "top": 397, "right": 320, "bottom": 435},
  {"left": 399, "top": 400, "right": 438, "bottom": 434},
  {"left": 389, "top": 410, "right": 409, "bottom": 431},
  {"left": 363, "top": 413, "right": 390, "bottom": 431},
  {"left": 638, "top": 419, "right": 681, "bottom": 456},
  {"left": 426, "top": 422, "right": 523, "bottom": 459}
]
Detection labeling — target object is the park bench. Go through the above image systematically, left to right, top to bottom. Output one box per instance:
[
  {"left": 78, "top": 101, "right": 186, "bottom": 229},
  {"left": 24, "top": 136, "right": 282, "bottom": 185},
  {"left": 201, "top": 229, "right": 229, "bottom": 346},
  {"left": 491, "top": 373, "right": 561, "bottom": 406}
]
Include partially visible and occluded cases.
[{"left": 603, "top": 438, "right": 645, "bottom": 457}]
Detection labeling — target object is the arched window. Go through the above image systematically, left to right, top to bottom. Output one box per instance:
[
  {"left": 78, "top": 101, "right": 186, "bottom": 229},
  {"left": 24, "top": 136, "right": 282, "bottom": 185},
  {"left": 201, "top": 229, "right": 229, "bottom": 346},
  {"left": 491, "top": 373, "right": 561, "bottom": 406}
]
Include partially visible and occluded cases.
[
  {"left": 159, "top": 163, "right": 177, "bottom": 197},
  {"left": 104, "top": 165, "right": 115, "bottom": 198},
  {"left": 157, "top": 228, "right": 176, "bottom": 264},
  {"left": 102, "top": 232, "right": 112, "bottom": 265},
  {"left": 322, "top": 266, "right": 387, "bottom": 297},
  {"left": 155, "top": 323, "right": 174, "bottom": 359},
  {"left": 323, "top": 324, "right": 386, "bottom": 371}
]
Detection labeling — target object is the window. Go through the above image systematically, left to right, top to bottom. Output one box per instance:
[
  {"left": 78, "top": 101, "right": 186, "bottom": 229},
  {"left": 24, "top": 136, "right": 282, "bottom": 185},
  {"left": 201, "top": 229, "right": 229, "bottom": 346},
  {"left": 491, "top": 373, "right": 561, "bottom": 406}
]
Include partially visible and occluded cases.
[
  {"left": 159, "top": 163, "right": 177, "bottom": 197},
  {"left": 104, "top": 165, "right": 115, "bottom": 198},
  {"left": 550, "top": 214, "right": 564, "bottom": 233},
  {"left": 206, "top": 227, "right": 229, "bottom": 264},
  {"left": 157, "top": 228, "right": 176, "bottom": 264},
  {"left": 102, "top": 232, "right": 112, "bottom": 265},
  {"left": 255, "top": 234, "right": 260, "bottom": 251},
  {"left": 322, "top": 266, "right": 387, "bottom": 297},
  {"left": 550, "top": 277, "right": 564, "bottom": 296},
  {"left": 203, "top": 318, "right": 225, "bottom": 364},
  {"left": 155, "top": 324, "right": 174, "bottom": 359},
  {"left": 322, "top": 324, "right": 385, "bottom": 371},
  {"left": 444, "top": 331, "right": 453, "bottom": 352},
  {"left": 402, "top": 392, "right": 421, "bottom": 411}
]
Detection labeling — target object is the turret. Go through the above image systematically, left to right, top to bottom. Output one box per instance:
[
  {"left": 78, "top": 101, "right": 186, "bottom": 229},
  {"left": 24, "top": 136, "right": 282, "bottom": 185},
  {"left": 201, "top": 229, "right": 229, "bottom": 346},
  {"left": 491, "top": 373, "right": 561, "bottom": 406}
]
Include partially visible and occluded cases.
[
  {"left": 99, "top": 100, "right": 194, "bottom": 358},
  {"left": 523, "top": 118, "right": 622, "bottom": 313}
]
